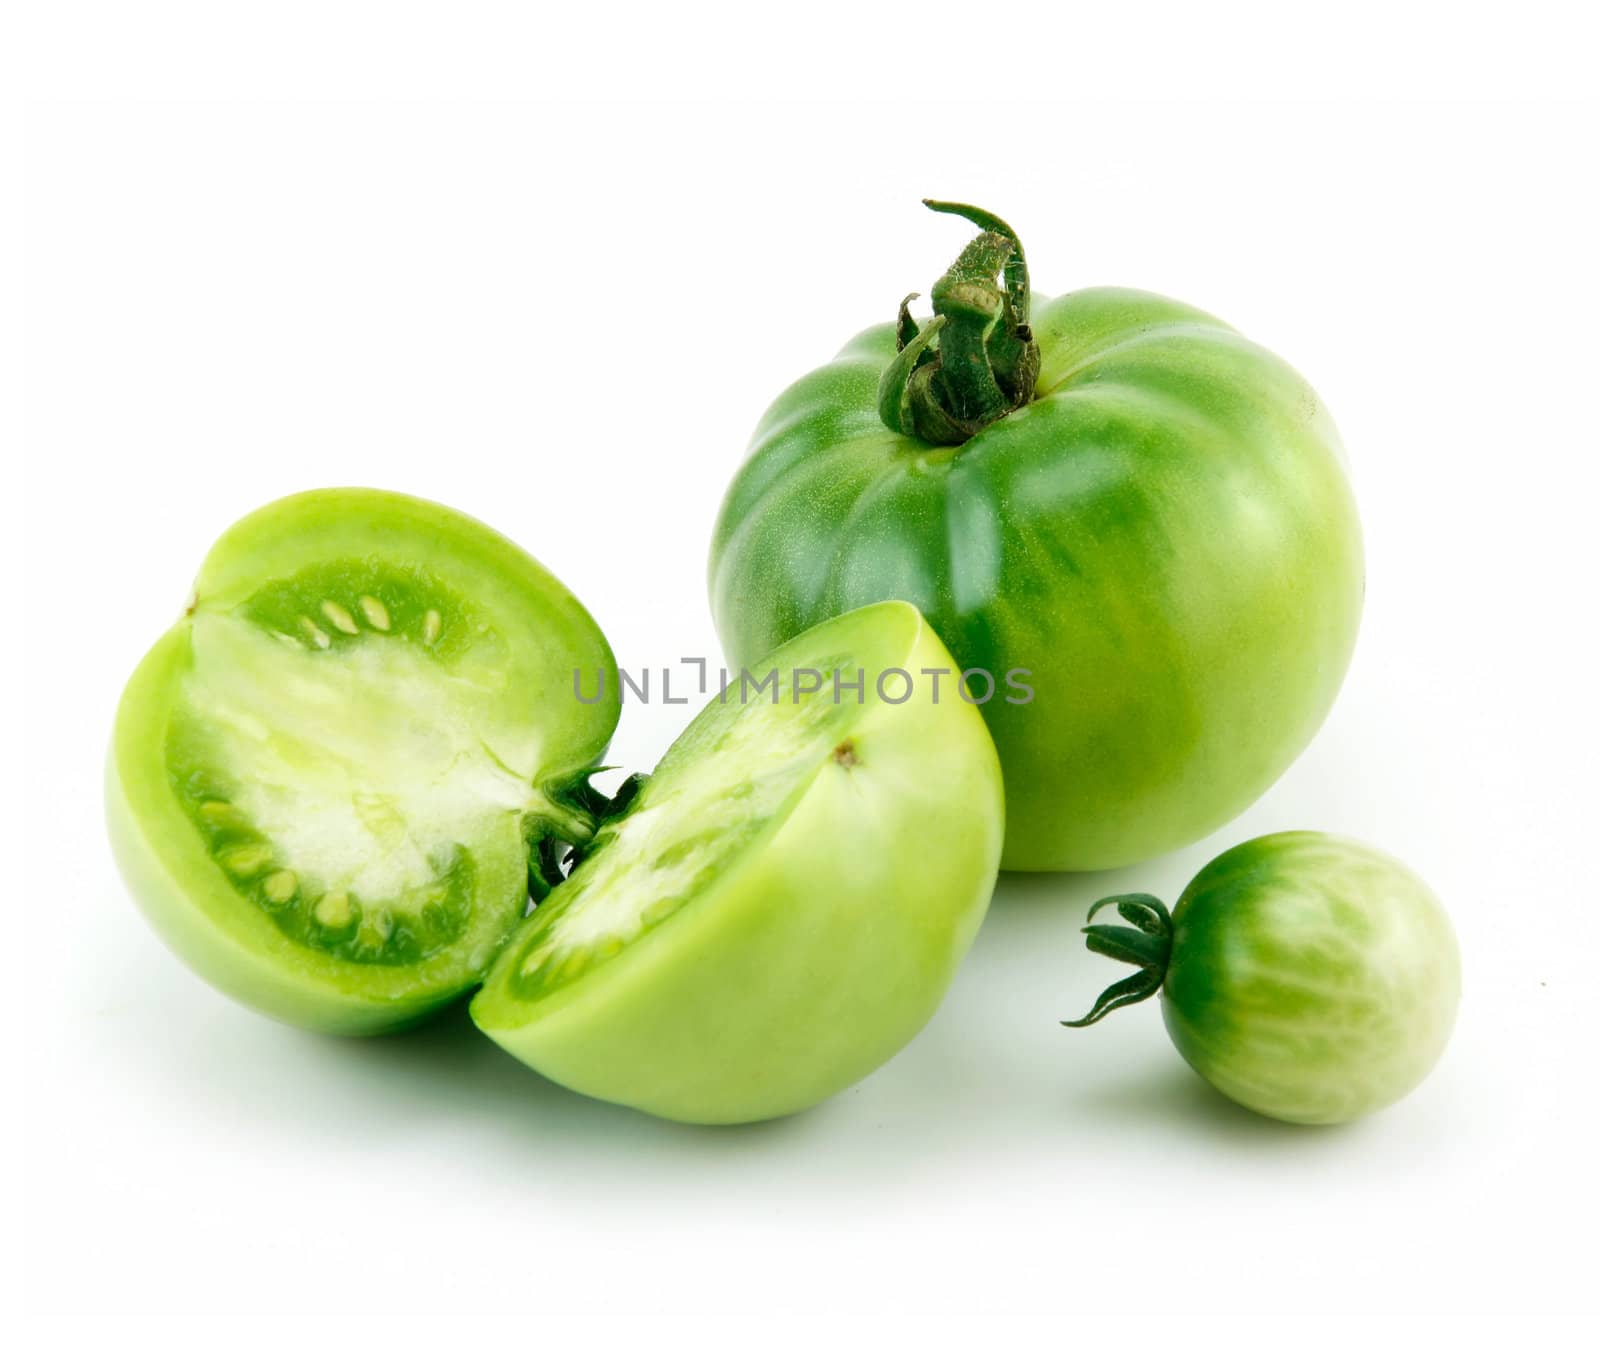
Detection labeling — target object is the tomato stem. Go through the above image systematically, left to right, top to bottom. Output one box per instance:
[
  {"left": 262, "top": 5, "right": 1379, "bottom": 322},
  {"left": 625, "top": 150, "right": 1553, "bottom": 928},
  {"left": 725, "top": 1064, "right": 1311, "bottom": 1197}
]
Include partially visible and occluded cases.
[
  {"left": 877, "top": 200, "right": 1041, "bottom": 445},
  {"left": 524, "top": 769, "right": 649, "bottom": 902},
  {"left": 1062, "top": 893, "right": 1174, "bottom": 1027}
]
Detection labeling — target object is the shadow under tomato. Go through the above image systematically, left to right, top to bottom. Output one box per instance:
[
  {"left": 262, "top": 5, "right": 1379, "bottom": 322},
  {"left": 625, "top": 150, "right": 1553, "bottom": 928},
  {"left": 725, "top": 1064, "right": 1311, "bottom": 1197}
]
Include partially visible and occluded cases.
[
  {"left": 295, "top": 867, "right": 1142, "bottom": 1159},
  {"left": 302, "top": 994, "right": 836, "bottom": 1153},
  {"left": 1075, "top": 1062, "right": 1362, "bottom": 1147}
]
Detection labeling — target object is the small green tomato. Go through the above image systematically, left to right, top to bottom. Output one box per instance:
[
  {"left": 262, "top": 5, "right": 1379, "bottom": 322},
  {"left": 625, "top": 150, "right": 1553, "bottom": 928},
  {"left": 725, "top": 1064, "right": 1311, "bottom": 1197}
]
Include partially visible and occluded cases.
[{"left": 1065, "top": 832, "right": 1460, "bottom": 1124}]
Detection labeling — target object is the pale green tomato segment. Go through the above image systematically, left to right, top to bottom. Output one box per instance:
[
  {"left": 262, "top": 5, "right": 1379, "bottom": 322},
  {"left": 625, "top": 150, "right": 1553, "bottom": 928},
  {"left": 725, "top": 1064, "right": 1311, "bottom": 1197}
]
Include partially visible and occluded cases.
[
  {"left": 108, "top": 488, "right": 619, "bottom": 1034},
  {"left": 471, "top": 600, "right": 1006, "bottom": 1124},
  {"left": 1162, "top": 832, "right": 1460, "bottom": 1125}
]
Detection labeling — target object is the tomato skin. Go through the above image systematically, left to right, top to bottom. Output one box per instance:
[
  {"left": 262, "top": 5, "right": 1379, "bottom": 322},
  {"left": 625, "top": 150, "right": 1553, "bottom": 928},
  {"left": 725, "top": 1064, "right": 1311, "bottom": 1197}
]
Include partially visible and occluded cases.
[
  {"left": 709, "top": 288, "right": 1364, "bottom": 871},
  {"left": 1160, "top": 832, "right": 1459, "bottom": 1124}
]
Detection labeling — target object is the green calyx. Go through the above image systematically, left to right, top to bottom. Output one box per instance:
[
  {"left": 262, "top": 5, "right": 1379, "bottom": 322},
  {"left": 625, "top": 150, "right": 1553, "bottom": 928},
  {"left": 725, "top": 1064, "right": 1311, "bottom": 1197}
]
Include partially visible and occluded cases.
[
  {"left": 877, "top": 200, "right": 1041, "bottom": 445},
  {"left": 523, "top": 768, "right": 648, "bottom": 902},
  {"left": 1061, "top": 893, "right": 1174, "bottom": 1027}
]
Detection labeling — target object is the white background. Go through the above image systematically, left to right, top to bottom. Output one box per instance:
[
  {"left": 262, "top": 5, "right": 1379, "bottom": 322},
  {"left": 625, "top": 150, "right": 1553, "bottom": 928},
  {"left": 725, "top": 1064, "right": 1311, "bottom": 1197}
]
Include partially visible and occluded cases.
[{"left": 11, "top": 2, "right": 1599, "bottom": 1343}]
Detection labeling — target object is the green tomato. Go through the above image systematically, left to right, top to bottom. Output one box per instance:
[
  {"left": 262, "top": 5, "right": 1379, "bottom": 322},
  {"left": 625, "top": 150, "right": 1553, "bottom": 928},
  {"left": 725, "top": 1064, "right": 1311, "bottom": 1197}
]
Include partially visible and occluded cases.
[
  {"left": 709, "top": 201, "right": 1363, "bottom": 871},
  {"left": 107, "top": 488, "right": 620, "bottom": 1035},
  {"left": 471, "top": 600, "right": 1004, "bottom": 1124},
  {"left": 1065, "top": 832, "right": 1460, "bottom": 1124}
]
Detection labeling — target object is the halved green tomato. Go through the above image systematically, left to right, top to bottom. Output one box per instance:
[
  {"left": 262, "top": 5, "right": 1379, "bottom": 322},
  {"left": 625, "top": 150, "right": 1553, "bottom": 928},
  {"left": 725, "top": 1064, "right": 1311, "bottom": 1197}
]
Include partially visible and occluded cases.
[
  {"left": 107, "top": 489, "right": 620, "bottom": 1035},
  {"left": 471, "top": 600, "right": 1005, "bottom": 1124}
]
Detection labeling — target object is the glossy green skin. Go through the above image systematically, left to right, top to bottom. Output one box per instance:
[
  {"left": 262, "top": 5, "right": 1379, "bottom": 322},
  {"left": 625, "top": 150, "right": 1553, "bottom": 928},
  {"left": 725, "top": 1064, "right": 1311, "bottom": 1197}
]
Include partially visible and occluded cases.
[
  {"left": 710, "top": 289, "right": 1364, "bottom": 870},
  {"left": 107, "top": 489, "right": 619, "bottom": 1035},
  {"left": 472, "top": 602, "right": 1005, "bottom": 1124},
  {"left": 1162, "top": 832, "right": 1459, "bottom": 1124}
]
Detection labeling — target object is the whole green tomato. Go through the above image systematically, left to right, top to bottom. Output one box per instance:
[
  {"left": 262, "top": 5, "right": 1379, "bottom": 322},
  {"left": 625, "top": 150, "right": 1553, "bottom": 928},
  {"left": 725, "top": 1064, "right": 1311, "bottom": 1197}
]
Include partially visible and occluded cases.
[
  {"left": 709, "top": 201, "right": 1363, "bottom": 870},
  {"left": 1064, "top": 831, "right": 1460, "bottom": 1124}
]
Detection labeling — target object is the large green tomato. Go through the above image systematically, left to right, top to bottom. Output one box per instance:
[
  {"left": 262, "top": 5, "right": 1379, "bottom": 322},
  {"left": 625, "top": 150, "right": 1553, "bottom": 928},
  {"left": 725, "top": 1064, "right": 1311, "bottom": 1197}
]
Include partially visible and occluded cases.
[
  {"left": 709, "top": 202, "right": 1363, "bottom": 870},
  {"left": 107, "top": 489, "right": 620, "bottom": 1035},
  {"left": 472, "top": 601, "right": 1004, "bottom": 1124},
  {"left": 1065, "top": 832, "right": 1460, "bottom": 1124}
]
